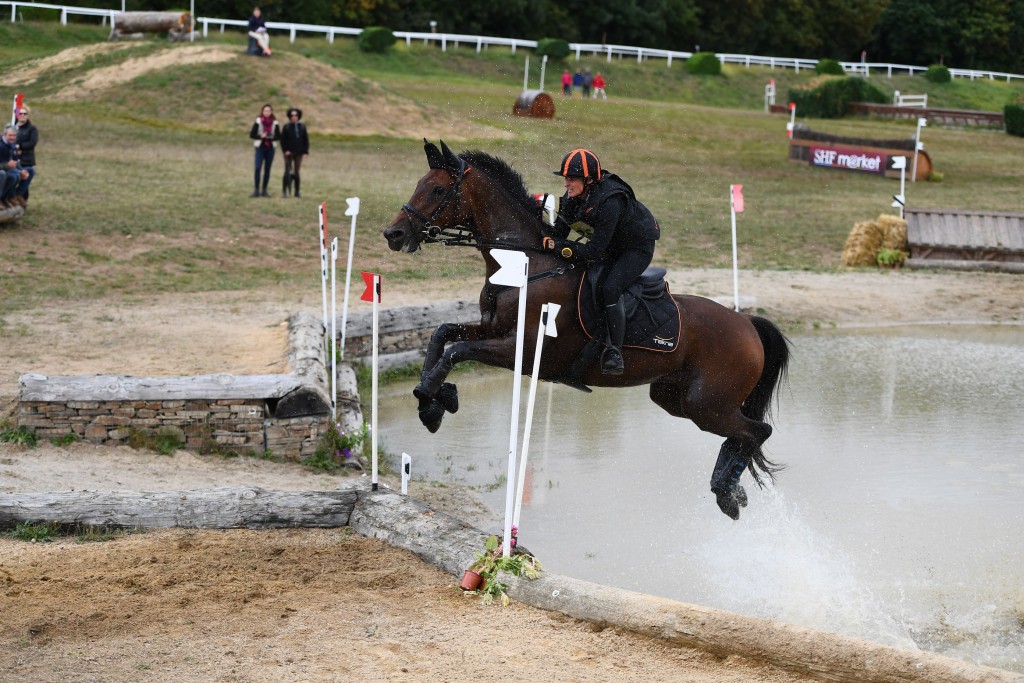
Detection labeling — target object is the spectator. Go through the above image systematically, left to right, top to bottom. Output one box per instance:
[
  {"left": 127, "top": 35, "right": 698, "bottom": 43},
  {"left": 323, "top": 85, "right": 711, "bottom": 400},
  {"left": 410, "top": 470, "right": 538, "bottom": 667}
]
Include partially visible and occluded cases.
[
  {"left": 247, "top": 7, "right": 271, "bottom": 56},
  {"left": 582, "top": 68, "right": 593, "bottom": 98},
  {"left": 561, "top": 69, "right": 571, "bottom": 97},
  {"left": 572, "top": 69, "right": 583, "bottom": 97},
  {"left": 592, "top": 72, "right": 607, "bottom": 100},
  {"left": 248, "top": 103, "right": 280, "bottom": 197},
  {"left": 14, "top": 106, "right": 37, "bottom": 199},
  {"left": 280, "top": 107, "right": 309, "bottom": 198},
  {"left": 0, "top": 125, "right": 31, "bottom": 208}
]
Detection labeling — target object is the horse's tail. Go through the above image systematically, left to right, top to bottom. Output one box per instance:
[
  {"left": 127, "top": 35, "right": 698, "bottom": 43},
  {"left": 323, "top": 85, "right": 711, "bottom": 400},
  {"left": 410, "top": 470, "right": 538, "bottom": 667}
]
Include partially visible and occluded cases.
[{"left": 743, "top": 316, "right": 791, "bottom": 484}]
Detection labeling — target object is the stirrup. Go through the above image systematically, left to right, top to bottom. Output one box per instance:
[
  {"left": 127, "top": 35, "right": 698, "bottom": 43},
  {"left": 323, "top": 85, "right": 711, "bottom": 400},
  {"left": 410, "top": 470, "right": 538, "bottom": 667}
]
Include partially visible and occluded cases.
[{"left": 601, "top": 346, "right": 624, "bottom": 375}]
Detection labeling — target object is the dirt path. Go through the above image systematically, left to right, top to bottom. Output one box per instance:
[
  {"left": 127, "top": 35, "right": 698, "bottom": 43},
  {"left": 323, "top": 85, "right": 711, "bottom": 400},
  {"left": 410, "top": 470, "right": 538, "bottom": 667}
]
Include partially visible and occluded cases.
[{"left": 1, "top": 268, "right": 1022, "bottom": 682}]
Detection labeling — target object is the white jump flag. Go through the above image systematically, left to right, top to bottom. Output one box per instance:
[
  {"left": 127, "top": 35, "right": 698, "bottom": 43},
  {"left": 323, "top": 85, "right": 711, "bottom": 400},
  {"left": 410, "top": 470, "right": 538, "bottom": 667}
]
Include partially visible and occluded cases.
[
  {"left": 912, "top": 117, "right": 927, "bottom": 184},
  {"left": 891, "top": 155, "right": 907, "bottom": 219},
  {"left": 730, "top": 184, "right": 745, "bottom": 312},
  {"left": 339, "top": 197, "right": 360, "bottom": 360},
  {"left": 318, "top": 203, "right": 329, "bottom": 332},
  {"left": 330, "top": 236, "right": 338, "bottom": 421},
  {"left": 489, "top": 248, "right": 530, "bottom": 557},
  {"left": 360, "top": 271, "right": 382, "bottom": 490},
  {"left": 513, "top": 302, "right": 560, "bottom": 535},
  {"left": 401, "top": 452, "right": 412, "bottom": 495}
]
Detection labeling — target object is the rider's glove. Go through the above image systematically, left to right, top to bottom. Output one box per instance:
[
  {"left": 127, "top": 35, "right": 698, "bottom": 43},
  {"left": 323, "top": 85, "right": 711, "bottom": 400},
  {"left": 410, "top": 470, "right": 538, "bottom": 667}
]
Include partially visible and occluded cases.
[{"left": 542, "top": 237, "right": 574, "bottom": 260}]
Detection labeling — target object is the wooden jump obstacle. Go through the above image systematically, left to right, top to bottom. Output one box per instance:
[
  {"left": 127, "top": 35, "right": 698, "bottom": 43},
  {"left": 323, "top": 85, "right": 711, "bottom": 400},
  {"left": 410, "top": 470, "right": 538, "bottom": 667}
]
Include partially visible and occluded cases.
[
  {"left": 110, "top": 11, "right": 193, "bottom": 41},
  {"left": 513, "top": 90, "right": 555, "bottom": 118},
  {"left": 788, "top": 127, "right": 933, "bottom": 181},
  {"left": 905, "top": 207, "right": 1024, "bottom": 273}
]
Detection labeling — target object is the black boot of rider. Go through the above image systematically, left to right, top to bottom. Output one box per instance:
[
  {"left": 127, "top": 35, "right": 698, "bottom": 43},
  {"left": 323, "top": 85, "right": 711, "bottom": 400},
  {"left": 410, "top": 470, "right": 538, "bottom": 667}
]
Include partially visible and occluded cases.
[
  {"left": 282, "top": 171, "right": 291, "bottom": 198},
  {"left": 294, "top": 176, "right": 301, "bottom": 198},
  {"left": 601, "top": 300, "right": 625, "bottom": 375}
]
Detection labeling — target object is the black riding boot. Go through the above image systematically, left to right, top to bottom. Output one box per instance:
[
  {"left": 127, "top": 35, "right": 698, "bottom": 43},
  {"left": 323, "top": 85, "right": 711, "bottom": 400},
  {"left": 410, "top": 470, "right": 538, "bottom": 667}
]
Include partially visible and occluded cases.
[
  {"left": 282, "top": 171, "right": 292, "bottom": 197},
  {"left": 293, "top": 176, "right": 301, "bottom": 198},
  {"left": 601, "top": 300, "right": 625, "bottom": 375}
]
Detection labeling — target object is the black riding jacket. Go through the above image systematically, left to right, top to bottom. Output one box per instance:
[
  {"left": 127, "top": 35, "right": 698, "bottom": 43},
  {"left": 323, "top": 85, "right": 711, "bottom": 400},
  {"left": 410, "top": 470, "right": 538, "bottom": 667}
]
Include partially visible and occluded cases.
[
  {"left": 15, "top": 120, "right": 37, "bottom": 167},
  {"left": 281, "top": 121, "right": 309, "bottom": 156},
  {"left": 549, "top": 172, "right": 659, "bottom": 263}
]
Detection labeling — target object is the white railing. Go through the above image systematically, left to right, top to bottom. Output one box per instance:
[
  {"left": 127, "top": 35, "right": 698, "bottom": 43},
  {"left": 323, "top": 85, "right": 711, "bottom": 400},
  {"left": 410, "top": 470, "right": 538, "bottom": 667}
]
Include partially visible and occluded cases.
[
  {"left": 4, "top": 1, "right": 1022, "bottom": 83},
  {"left": 893, "top": 90, "right": 928, "bottom": 108}
]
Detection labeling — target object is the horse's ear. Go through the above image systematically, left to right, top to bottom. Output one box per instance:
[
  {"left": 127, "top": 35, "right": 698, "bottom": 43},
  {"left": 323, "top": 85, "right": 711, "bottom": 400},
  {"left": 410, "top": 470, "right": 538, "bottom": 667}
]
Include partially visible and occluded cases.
[
  {"left": 424, "top": 139, "right": 445, "bottom": 170},
  {"left": 439, "top": 139, "right": 465, "bottom": 175}
]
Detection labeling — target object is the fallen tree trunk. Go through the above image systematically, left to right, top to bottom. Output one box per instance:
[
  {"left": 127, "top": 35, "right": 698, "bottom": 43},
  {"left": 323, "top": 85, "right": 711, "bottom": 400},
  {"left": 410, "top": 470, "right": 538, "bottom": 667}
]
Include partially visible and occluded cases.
[
  {"left": 112, "top": 11, "right": 189, "bottom": 34},
  {"left": 0, "top": 487, "right": 357, "bottom": 529}
]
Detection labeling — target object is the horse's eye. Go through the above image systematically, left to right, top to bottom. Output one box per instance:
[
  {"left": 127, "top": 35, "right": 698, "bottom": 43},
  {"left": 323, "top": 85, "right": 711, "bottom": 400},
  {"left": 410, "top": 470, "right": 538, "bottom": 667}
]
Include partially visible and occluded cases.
[{"left": 432, "top": 185, "right": 446, "bottom": 198}]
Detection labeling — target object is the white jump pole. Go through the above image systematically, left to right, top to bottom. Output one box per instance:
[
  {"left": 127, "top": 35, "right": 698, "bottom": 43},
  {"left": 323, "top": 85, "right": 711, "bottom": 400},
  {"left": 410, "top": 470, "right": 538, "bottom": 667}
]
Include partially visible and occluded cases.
[
  {"left": 523, "top": 55, "right": 529, "bottom": 91},
  {"left": 540, "top": 55, "right": 547, "bottom": 91},
  {"left": 786, "top": 101, "right": 796, "bottom": 138},
  {"left": 912, "top": 117, "right": 927, "bottom": 183},
  {"left": 891, "top": 155, "right": 907, "bottom": 219},
  {"left": 730, "top": 184, "right": 745, "bottom": 311},
  {"left": 340, "top": 197, "right": 360, "bottom": 359},
  {"left": 318, "top": 203, "right": 329, "bottom": 332},
  {"left": 330, "top": 236, "right": 338, "bottom": 421},
  {"left": 489, "top": 249, "right": 530, "bottom": 557},
  {"left": 360, "top": 272, "right": 382, "bottom": 489},
  {"left": 513, "top": 302, "right": 560, "bottom": 532},
  {"left": 401, "top": 452, "right": 412, "bottom": 495}
]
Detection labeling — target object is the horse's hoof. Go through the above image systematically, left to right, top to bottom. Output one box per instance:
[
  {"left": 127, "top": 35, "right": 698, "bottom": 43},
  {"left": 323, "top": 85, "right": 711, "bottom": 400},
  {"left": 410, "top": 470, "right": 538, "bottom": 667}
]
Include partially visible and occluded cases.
[
  {"left": 437, "top": 382, "right": 459, "bottom": 414},
  {"left": 418, "top": 399, "right": 445, "bottom": 433},
  {"left": 735, "top": 484, "right": 748, "bottom": 508},
  {"left": 715, "top": 491, "right": 741, "bottom": 520}
]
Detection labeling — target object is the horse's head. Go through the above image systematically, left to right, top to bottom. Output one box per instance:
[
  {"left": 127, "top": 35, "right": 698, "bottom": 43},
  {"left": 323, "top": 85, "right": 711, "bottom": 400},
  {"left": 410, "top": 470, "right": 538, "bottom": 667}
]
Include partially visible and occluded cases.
[{"left": 383, "top": 139, "right": 469, "bottom": 253}]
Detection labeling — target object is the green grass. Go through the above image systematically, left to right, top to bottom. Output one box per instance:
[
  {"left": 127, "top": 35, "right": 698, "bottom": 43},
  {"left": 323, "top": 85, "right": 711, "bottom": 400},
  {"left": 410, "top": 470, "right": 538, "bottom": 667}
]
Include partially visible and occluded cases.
[{"left": 0, "top": 21, "right": 1022, "bottom": 318}]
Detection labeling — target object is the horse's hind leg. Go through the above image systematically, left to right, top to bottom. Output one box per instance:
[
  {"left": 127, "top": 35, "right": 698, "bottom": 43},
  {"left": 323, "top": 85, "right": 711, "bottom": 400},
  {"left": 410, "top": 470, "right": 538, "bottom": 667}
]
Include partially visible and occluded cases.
[{"left": 709, "top": 419, "right": 773, "bottom": 519}]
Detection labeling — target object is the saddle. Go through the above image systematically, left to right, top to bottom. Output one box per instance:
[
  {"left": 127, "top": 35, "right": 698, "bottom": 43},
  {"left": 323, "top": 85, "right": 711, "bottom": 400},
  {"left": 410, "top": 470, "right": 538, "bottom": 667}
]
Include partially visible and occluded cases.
[
  {"left": 576, "top": 265, "right": 681, "bottom": 353},
  {"left": 558, "top": 266, "right": 681, "bottom": 391}
]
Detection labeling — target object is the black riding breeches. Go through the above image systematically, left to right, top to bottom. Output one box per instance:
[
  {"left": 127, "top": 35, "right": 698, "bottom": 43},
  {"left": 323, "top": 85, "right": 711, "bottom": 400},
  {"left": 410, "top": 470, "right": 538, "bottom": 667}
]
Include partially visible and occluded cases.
[{"left": 598, "top": 241, "right": 656, "bottom": 307}]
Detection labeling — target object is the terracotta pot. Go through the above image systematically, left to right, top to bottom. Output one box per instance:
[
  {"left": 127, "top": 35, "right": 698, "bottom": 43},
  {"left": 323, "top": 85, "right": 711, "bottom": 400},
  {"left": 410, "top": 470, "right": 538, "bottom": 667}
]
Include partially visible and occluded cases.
[{"left": 459, "top": 569, "right": 483, "bottom": 591}]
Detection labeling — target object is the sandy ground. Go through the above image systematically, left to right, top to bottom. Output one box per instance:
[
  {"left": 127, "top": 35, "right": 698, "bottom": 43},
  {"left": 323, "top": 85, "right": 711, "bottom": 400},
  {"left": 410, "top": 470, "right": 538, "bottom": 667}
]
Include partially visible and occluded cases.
[{"left": 1, "top": 268, "right": 1022, "bottom": 682}]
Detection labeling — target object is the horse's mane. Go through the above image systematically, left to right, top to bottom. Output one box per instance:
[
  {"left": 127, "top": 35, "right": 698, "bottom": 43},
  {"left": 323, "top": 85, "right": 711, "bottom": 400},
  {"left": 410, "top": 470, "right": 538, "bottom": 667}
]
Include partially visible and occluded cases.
[{"left": 459, "top": 150, "right": 538, "bottom": 213}]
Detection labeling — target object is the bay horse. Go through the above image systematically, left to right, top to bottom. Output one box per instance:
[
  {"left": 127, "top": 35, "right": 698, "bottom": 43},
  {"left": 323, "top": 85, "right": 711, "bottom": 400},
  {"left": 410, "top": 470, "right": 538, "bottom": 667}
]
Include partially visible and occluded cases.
[{"left": 383, "top": 140, "right": 791, "bottom": 520}]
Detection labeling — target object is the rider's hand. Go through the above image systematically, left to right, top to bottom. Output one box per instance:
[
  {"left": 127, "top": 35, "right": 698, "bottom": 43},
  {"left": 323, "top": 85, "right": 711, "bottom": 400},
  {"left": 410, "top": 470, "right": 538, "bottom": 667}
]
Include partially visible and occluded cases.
[{"left": 542, "top": 236, "right": 556, "bottom": 251}]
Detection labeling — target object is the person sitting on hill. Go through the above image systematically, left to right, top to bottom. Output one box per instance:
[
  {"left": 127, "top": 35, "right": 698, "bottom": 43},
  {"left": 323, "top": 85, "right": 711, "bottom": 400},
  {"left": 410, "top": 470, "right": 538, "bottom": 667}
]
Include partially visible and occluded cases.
[
  {"left": 247, "top": 7, "right": 271, "bottom": 56},
  {"left": 0, "top": 125, "right": 31, "bottom": 208}
]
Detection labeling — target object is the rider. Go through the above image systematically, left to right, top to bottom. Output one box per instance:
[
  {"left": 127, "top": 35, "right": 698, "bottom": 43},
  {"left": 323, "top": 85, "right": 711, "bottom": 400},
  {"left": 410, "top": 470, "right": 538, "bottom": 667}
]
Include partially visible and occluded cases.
[{"left": 544, "top": 149, "right": 660, "bottom": 375}]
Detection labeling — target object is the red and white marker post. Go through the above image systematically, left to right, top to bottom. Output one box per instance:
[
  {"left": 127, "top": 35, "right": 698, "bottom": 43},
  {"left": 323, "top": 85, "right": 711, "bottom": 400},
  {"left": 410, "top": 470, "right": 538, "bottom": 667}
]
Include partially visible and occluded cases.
[
  {"left": 11, "top": 93, "right": 23, "bottom": 126},
  {"left": 786, "top": 102, "right": 796, "bottom": 138},
  {"left": 730, "top": 184, "right": 745, "bottom": 312},
  {"left": 318, "top": 203, "right": 329, "bottom": 332},
  {"left": 330, "top": 236, "right": 338, "bottom": 420},
  {"left": 360, "top": 271, "right": 382, "bottom": 489}
]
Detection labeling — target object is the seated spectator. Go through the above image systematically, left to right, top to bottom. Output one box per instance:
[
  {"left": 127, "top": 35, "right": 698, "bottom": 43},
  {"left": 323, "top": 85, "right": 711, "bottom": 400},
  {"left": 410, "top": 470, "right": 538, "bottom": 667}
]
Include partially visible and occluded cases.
[
  {"left": 247, "top": 7, "right": 271, "bottom": 56},
  {"left": 1, "top": 125, "right": 32, "bottom": 207}
]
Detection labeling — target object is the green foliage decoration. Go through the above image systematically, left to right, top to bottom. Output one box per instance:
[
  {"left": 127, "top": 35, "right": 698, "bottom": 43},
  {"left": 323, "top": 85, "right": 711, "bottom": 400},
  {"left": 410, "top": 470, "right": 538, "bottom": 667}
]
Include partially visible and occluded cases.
[
  {"left": 357, "top": 26, "right": 396, "bottom": 54},
  {"left": 535, "top": 38, "right": 570, "bottom": 60},
  {"left": 685, "top": 52, "right": 722, "bottom": 76},
  {"left": 815, "top": 58, "right": 845, "bottom": 75},
  {"left": 925, "top": 64, "right": 951, "bottom": 83},
  {"left": 788, "top": 76, "right": 888, "bottom": 118},
  {"left": 1004, "top": 94, "right": 1024, "bottom": 137},
  {"left": 468, "top": 534, "right": 543, "bottom": 606}
]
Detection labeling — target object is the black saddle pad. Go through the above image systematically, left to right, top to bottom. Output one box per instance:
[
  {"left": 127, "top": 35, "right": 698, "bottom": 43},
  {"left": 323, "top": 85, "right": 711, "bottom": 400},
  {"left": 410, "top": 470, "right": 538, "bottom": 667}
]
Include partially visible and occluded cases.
[{"left": 575, "top": 266, "right": 681, "bottom": 353}]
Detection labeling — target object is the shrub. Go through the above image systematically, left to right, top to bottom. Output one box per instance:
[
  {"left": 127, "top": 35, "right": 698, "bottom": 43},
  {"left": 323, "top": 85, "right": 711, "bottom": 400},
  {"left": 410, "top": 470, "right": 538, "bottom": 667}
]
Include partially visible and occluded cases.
[
  {"left": 357, "top": 26, "right": 396, "bottom": 54},
  {"left": 535, "top": 38, "right": 570, "bottom": 60},
  {"left": 685, "top": 52, "right": 721, "bottom": 75},
  {"left": 815, "top": 58, "right": 845, "bottom": 75},
  {"left": 924, "top": 64, "right": 951, "bottom": 83},
  {"left": 788, "top": 76, "right": 888, "bottom": 118},
  {"left": 1005, "top": 94, "right": 1024, "bottom": 137}
]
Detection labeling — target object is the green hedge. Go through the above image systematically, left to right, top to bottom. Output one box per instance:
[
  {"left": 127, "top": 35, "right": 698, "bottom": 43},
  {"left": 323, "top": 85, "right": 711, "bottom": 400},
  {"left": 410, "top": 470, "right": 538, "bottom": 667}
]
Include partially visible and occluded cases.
[
  {"left": 357, "top": 26, "right": 396, "bottom": 54},
  {"left": 536, "top": 38, "right": 570, "bottom": 60},
  {"left": 685, "top": 52, "right": 721, "bottom": 75},
  {"left": 815, "top": 58, "right": 845, "bottom": 75},
  {"left": 925, "top": 64, "right": 951, "bottom": 83},
  {"left": 788, "top": 76, "right": 888, "bottom": 118},
  {"left": 1005, "top": 97, "right": 1024, "bottom": 136}
]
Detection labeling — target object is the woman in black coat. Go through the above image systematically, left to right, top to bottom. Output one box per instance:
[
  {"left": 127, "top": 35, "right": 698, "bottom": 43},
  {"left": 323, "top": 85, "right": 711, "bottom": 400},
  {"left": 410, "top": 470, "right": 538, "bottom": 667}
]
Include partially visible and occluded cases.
[
  {"left": 14, "top": 106, "right": 37, "bottom": 199},
  {"left": 280, "top": 107, "right": 309, "bottom": 197}
]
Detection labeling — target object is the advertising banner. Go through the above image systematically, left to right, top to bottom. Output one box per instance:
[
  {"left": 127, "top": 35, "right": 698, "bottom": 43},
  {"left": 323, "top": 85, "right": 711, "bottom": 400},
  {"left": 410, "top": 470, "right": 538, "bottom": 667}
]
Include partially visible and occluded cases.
[{"left": 809, "top": 145, "right": 888, "bottom": 174}]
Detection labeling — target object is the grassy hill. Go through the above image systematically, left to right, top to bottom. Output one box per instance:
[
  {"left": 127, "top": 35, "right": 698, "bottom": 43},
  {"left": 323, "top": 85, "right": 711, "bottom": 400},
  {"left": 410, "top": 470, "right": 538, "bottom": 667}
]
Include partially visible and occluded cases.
[{"left": 1, "top": 21, "right": 1023, "bottom": 317}]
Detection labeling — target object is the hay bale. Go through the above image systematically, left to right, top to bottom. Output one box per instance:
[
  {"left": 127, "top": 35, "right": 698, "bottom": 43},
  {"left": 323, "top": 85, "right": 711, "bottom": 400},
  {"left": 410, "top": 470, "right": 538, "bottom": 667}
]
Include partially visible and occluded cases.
[
  {"left": 877, "top": 213, "right": 908, "bottom": 251},
  {"left": 841, "top": 220, "right": 884, "bottom": 267}
]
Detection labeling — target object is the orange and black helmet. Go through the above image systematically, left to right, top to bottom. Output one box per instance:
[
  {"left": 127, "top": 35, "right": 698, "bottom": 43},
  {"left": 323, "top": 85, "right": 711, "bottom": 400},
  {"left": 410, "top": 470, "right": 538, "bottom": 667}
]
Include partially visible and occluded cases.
[{"left": 554, "top": 149, "right": 602, "bottom": 181}]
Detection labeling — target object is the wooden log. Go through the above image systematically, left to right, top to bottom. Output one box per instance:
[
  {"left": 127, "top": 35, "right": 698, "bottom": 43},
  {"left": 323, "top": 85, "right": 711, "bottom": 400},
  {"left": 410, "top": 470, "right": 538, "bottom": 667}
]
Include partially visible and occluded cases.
[
  {"left": 112, "top": 11, "right": 189, "bottom": 34},
  {"left": 0, "top": 204, "right": 25, "bottom": 223},
  {"left": 280, "top": 311, "right": 332, "bottom": 418},
  {"left": 18, "top": 372, "right": 304, "bottom": 402},
  {"left": 0, "top": 487, "right": 357, "bottom": 530}
]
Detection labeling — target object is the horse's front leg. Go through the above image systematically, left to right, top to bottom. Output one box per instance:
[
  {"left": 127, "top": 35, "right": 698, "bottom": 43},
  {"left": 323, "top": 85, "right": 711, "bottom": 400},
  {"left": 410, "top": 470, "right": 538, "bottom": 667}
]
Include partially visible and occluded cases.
[{"left": 413, "top": 335, "right": 518, "bottom": 433}]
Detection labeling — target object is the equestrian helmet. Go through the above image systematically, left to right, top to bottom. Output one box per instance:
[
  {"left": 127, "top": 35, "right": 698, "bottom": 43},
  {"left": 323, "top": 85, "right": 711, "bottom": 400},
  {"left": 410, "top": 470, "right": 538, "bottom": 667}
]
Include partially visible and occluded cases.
[{"left": 554, "top": 149, "right": 602, "bottom": 181}]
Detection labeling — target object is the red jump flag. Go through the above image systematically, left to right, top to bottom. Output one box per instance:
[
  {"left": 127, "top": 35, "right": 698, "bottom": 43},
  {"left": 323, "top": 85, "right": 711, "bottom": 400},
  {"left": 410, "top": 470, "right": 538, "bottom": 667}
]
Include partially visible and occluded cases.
[
  {"left": 731, "top": 184, "right": 745, "bottom": 213},
  {"left": 360, "top": 272, "right": 381, "bottom": 303}
]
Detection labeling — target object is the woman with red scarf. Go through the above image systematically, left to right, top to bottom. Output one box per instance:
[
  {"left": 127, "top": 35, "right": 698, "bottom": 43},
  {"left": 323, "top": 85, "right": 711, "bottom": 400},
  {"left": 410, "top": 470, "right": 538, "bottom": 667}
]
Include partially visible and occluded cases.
[{"left": 248, "top": 103, "right": 280, "bottom": 197}]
